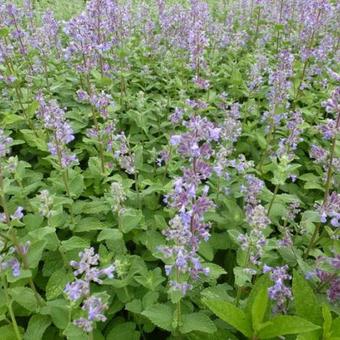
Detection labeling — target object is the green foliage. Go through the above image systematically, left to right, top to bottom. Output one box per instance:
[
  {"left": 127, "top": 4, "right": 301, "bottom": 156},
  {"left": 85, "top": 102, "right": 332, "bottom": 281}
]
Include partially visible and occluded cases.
[{"left": 0, "top": 0, "right": 338, "bottom": 339}]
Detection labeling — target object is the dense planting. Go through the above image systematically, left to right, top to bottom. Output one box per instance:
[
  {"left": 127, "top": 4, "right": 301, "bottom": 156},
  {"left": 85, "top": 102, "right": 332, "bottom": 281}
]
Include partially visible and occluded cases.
[{"left": 0, "top": 0, "right": 339, "bottom": 339}]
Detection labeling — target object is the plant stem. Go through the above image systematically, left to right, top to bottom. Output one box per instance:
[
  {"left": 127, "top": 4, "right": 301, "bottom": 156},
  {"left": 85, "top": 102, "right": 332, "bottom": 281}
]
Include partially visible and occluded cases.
[
  {"left": 275, "top": 0, "right": 284, "bottom": 54},
  {"left": 253, "top": 7, "right": 262, "bottom": 43},
  {"left": 294, "top": 9, "right": 321, "bottom": 102},
  {"left": 304, "top": 110, "right": 339, "bottom": 259},
  {"left": 0, "top": 167, "right": 41, "bottom": 305},
  {"left": 134, "top": 171, "right": 141, "bottom": 210},
  {"left": 267, "top": 184, "right": 279, "bottom": 216},
  {"left": 10, "top": 231, "right": 44, "bottom": 306},
  {"left": 236, "top": 247, "right": 251, "bottom": 306},
  {"left": 2, "top": 276, "right": 22, "bottom": 340}
]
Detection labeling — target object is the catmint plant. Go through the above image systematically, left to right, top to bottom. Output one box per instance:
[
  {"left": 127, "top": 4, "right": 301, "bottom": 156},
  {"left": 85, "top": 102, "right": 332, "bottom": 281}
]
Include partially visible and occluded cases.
[
  {"left": 36, "top": 93, "right": 78, "bottom": 169},
  {"left": 160, "top": 114, "right": 220, "bottom": 308},
  {"left": 65, "top": 247, "right": 115, "bottom": 333},
  {"left": 264, "top": 264, "right": 292, "bottom": 313}
]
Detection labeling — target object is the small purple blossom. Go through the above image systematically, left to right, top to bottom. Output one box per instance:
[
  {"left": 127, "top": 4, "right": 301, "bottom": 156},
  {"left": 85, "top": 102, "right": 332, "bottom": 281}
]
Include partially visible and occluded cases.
[
  {"left": 192, "top": 76, "right": 210, "bottom": 90},
  {"left": 36, "top": 94, "right": 78, "bottom": 168},
  {"left": 170, "top": 108, "right": 184, "bottom": 124},
  {"left": 160, "top": 114, "right": 219, "bottom": 294},
  {"left": 318, "top": 119, "right": 337, "bottom": 140},
  {"left": 0, "top": 129, "right": 13, "bottom": 158},
  {"left": 317, "top": 192, "right": 340, "bottom": 227},
  {"left": 10, "top": 207, "right": 24, "bottom": 221},
  {"left": 66, "top": 247, "right": 114, "bottom": 332},
  {"left": 264, "top": 265, "right": 292, "bottom": 313},
  {"left": 64, "top": 279, "right": 90, "bottom": 301}
]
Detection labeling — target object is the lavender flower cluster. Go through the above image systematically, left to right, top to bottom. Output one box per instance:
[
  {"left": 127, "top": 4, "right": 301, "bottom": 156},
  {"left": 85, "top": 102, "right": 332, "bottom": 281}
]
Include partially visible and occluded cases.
[
  {"left": 36, "top": 94, "right": 78, "bottom": 168},
  {"left": 160, "top": 114, "right": 220, "bottom": 295},
  {"left": 0, "top": 129, "right": 13, "bottom": 159},
  {"left": 238, "top": 175, "right": 270, "bottom": 266},
  {"left": 0, "top": 239, "right": 30, "bottom": 278},
  {"left": 65, "top": 247, "right": 115, "bottom": 333},
  {"left": 307, "top": 255, "right": 340, "bottom": 303},
  {"left": 264, "top": 264, "right": 292, "bottom": 313}
]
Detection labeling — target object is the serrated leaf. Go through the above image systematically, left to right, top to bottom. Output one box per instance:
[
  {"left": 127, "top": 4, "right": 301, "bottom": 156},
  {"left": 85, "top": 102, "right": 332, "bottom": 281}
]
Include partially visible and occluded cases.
[
  {"left": 2, "top": 113, "right": 25, "bottom": 127},
  {"left": 20, "top": 130, "right": 47, "bottom": 151},
  {"left": 68, "top": 170, "right": 84, "bottom": 198},
  {"left": 120, "top": 208, "right": 143, "bottom": 233},
  {"left": 73, "top": 217, "right": 111, "bottom": 232},
  {"left": 97, "top": 229, "right": 123, "bottom": 242},
  {"left": 60, "top": 236, "right": 90, "bottom": 252},
  {"left": 27, "top": 240, "right": 47, "bottom": 268},
  {"left": 134, "top": 268, "right": 165, "bottom": 291},
  {"left": 46, "top": 269, "right": 72, "bottom": 300},
  {"left": 292, "top": 270, "right": 322, "bottom": 325},
  {"left": 245, "top": 274, "right": 271, "bottom": 315},
  {"left": 251, "top": 285, "right": 269, "bottom": 331},
  {"left": 10, "top": 287, "right": 37, "bottom": 312},
  {"left": 202, "top": 298, "right": 252, "bottom": 337},
  {"left": 40, "top": 300, "right": 69, "bottom": 329},
  {"left": 125, "top": 300, "right": 142, "bottom": 313},
  {"left": 141, "top": 304, "right": 174, "bottom": 332},
  {"left": 322, "top": 304, "right": 332, "bottom": 338},
  {"left": 180, "top": 312, "right": 217, "bottom": 334},
  {"left": 24, "top": 315, "right": 51, "bottom": 340},
  {"left": 258, "top": 315, "right": 320, "bottom": 338},
  {"left": 332, "top": 317, "right": 340, "bottom": 336},
  {"left": 106, "top": 322, "right": 140, "bottom": 340},
  {"left": 63, "top": 323, "right": 87, "bottom": 339},
  {"left": 0, "top": 325, "right": 23, "bottom": 340}
]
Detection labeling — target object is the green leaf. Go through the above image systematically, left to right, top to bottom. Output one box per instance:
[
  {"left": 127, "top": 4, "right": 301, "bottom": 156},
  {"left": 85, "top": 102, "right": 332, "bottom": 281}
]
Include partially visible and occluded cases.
[
  {"left": 0, "top": 28, "right": 10, "bottom": 37},
  {"left": 2, "top": 113, "right": 25, "bottom": 127},
  {"left": 20, "top": 130, "right": 47, "bottom": 152},
  {"left": 68, "top": 170, "right": 84, "bottom": 198},
  {"left": 120, "top": 208, "right": 143, "bottom": 233},
  {"left": 73, "top": 217, "right": 111, "bottom": 232},
  {"left": 97, "top": 229, "right": 123, "bottom": 242},
  {"left": 60, "top": 236, "right": 90, "bottom": 252},
  {"left": 27, "top": 240, "right": 47, "bottom": 268},
  {"left": 198, "top": 240, "right": 214, "bottom": 261},
  {"left": 233, "top": 266, "right": 253, "bottom": 286},
  {"left": 134, "top": 268, "right": 165, "bottom": 291},
  {"left": 46, "top": 269, "right": 72, "bottom": 300},
  {"left": 292, "top": 270, "right": 322, "bottom": 325},
  {"left": 245, "top": 274, "right": 271, "bottom": 315},
  {"left": 251, "top": 285, "right": 269, "bottom": 331},
  {"left": 10, "top": 287, "right": 37, "bottom": 312},
  {"left": 142, "top": 291, "right": 159, "bottom": 309},
  {"left": 126, "top": 299, "right": 143, "bottom": 314},
  {"left": 202, "top": 299, "right": 252, "bottom": 337},
  {"left": 40, "top": 300, "right": 69, "bottom": 330},
  {"left": 141, "top": 304, "right": 174, "bottom": 332},
  {"left": 322, "top": 304, "right": 333, "bottom": 339},
  {"left": 180, "top": 313, "right": 217, "bottom": 334},
  {"left": 24, "top": 315, "right": 51, "bottom": 340},
  {"left": 257, "top": 316, "right": 320, "bottom": 339},
  {"left": 332, "top": 317, "right": 340, "bottom": 336},
  {"left": 106, "top": 322, "right": 140, "bottom": 340},
  {"left": 63, "top": 323, "right": 87, "bottom": 339},
  {"left": 0, "top": 325, "right": 23, "bottom": 340},
  {"left": 186, "top": 329, "right": 238, "bottom": 340}
]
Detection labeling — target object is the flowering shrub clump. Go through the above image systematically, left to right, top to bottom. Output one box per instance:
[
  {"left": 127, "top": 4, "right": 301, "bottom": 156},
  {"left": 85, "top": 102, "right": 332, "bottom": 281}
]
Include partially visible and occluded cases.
[{"left": 0, "top": 0, "right": 339, "bottom": 339}]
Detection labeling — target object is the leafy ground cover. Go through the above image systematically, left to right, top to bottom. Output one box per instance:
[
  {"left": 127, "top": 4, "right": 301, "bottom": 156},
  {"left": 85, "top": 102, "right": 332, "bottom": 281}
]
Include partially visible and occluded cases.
[{"left": 0, "top": 0, "right": 339, "bottom": 339}]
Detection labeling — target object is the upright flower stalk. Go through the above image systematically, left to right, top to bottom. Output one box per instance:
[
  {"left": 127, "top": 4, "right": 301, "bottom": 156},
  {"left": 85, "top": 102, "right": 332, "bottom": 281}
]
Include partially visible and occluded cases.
[
  {"left": 305, "top": 87, "right": 340, "bottom": 258},
  {"left": 36, "top": 94, "right": 77, "bottom": 225},
  {"left": 160, "top": 114, "right": 220, "bottom": 325},
  {"left": 0, "top": 129, "right": 42, "bottom": 307},
  {"left": 65, "top": 248, "right": 115, "bottom": 335}
]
